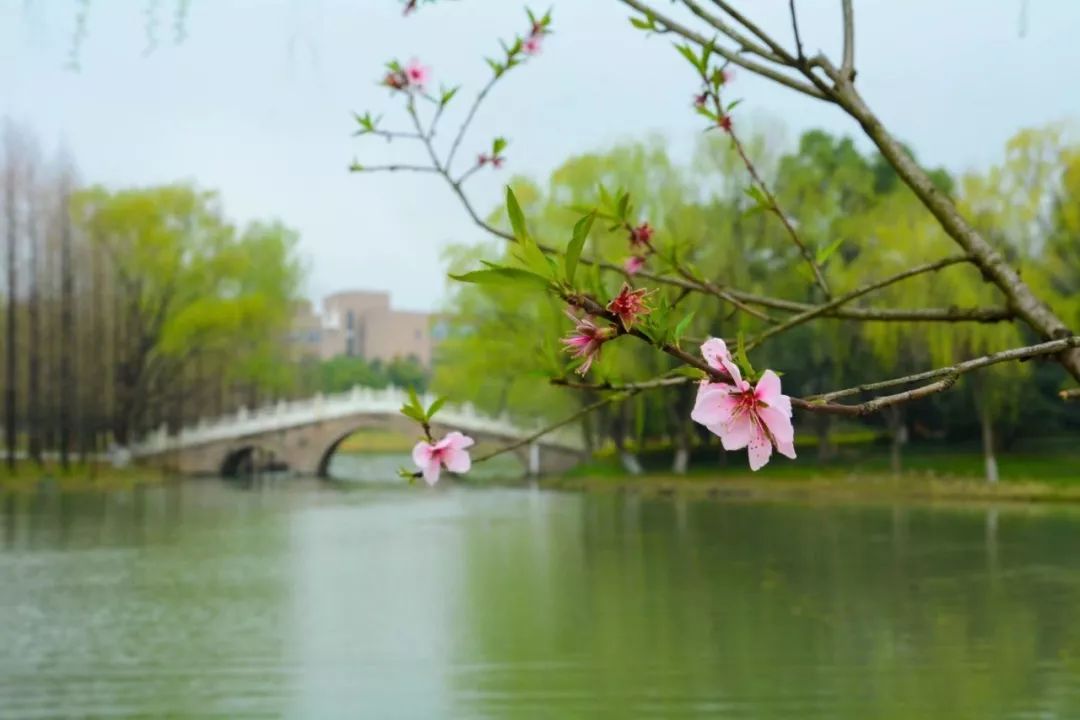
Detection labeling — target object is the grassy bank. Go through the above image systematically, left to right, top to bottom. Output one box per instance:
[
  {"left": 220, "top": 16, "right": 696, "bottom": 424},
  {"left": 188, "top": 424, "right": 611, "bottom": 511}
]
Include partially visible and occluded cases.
[
  {"left": 544, "top": 439, "right": 1080, "bottom": 504},
  {"left": 0, "top": 461, "right": 165, "bottom": 492}
]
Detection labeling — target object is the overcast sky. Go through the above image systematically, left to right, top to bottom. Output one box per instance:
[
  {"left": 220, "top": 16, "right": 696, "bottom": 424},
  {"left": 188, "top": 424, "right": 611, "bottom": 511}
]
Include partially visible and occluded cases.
[{"left": 3, "top": 0, "right": 1078, "bottom": 311}]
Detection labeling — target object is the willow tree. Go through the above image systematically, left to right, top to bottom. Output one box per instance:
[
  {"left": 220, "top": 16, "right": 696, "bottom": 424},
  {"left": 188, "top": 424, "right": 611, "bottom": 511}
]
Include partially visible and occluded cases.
[{"left": 73, "top": 185, "right": 302, "bottom": 444}]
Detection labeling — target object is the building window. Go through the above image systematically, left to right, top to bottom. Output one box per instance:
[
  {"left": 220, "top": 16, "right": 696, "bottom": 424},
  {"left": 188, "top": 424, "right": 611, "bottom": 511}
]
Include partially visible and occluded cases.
[{"left": 346, "top": 310, "right": 355, "bottom": 330}]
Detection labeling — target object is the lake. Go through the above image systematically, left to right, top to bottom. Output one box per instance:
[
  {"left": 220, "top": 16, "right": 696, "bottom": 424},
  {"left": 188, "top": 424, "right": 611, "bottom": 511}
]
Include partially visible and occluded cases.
[{"left": 2, "top": 452, "right": 1080, "bottom": 718}]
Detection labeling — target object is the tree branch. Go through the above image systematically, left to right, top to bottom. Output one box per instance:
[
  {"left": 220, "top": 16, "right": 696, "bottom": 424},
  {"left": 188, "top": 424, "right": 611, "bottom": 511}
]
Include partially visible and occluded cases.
[
  {"left": 618, "top": 0, "right": 826, "bottom": 99},
  {"left": 677, "top": 0, "right": 786, "bottom": 63},
  {"left": 707, "top": 0, "right": 795, "bottom": 61},
  {"left": 788, "top": 0, "right": 805, "bottom": 61},
  {"left": 840, "top": 0, "right": 855, "bottom": 80},
  {"left": 816, "top": 57, "right": 1080, "bottom": 383},
  {"left": 446, "top": 74, "right": 500, "bottom": 172},
  {"left": 727, "top": 125, "right": 831, "bottom": 297},
  {"left": 349, "top": 163, "right": 439, "bottom": 174},
  {"left": 746, "top": 255, "right": 975, "bottom": 350},
  {"left": 804, "top": 336, "right": 1080, "bottom": 408}
]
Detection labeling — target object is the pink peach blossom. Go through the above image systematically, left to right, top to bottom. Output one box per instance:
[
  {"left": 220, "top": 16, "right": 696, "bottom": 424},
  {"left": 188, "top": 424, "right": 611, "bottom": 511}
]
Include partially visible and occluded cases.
[
  {"left": 523, "top": 35, "right": 543, "bottom": 55},
  {"left": 404, "top": 58, "right": 430, "bottom": 90},
  {"left": 624, "top": 255, "right": 646, "bottom": 275},
  {"left": 606, "top": 283, "right": 652, "bottom": 330},
  {"left": 561, "top": 309, "right": 611, "bottom": 375},
  {"left": 690, "top": 338, "right": 795, "bottom": 471},
  {"left": 412, "top": 431, "right": 475, "bottom": 486}
]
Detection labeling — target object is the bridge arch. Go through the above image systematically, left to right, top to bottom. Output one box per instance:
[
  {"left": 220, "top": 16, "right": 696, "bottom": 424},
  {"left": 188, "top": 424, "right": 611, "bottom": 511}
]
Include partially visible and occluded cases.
[{"left": 220, "top": 444, "right": 282, "bottom": 478}]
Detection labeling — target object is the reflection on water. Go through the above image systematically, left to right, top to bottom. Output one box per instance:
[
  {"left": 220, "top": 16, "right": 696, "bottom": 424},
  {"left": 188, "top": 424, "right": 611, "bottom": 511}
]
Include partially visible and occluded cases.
[{"left": 2, "top": 472, "right": 1080, "bottom": 718}]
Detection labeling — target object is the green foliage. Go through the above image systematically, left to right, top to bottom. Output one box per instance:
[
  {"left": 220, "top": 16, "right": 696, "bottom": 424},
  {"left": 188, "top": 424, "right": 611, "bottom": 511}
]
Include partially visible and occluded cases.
[
  {"left": 436, "top": 124, "right": 1080, "bottom": 453},
  {"left": 72, "top": 184, "right": 302, "bottom": 396},
  {"left": 312, "top": 355, "right": 429, "bottom": 395}
]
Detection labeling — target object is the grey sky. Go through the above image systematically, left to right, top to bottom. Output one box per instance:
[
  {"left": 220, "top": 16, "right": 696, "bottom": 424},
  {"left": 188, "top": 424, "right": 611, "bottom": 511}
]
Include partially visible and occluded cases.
[{"left": 3, "top": 0, "right": 1077, "bottom": 311}]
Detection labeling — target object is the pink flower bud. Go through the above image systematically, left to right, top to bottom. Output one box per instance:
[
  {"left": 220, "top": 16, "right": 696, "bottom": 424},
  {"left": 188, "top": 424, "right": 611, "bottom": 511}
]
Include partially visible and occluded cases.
[{"left": 629, "top": 222, "right": 654, "bottom": 248}]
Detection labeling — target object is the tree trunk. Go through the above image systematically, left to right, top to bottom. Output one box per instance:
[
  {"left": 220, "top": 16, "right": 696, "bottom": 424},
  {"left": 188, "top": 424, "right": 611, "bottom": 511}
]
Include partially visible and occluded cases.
[
  {"left": 4, "top": 153, "right": 17, "bottom": 472},
  {"left": 26, "top": 180, "right": 41, "bottom": 466},
  {"left": 58, "top": 182, "right": 74, "bottom": 470},
  {"left": 666, "top": 388, "right": 691, "bottom": 475},
  {"left": 978, "top": 398, "right": 999, "bottom": 484},
  {"left": 612, "top": 401, "right": 642, "bottom": 476},
  {"left": 884, "top": 405, "right": 907, "bottom": 476},
  {"left": 815, "top": 412, "right": 835, "bottom": 462}
]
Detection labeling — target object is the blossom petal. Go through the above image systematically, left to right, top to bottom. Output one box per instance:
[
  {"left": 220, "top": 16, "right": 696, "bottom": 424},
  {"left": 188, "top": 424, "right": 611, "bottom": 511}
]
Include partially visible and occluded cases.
[
  {"left": 700, "top": 338, "right": 731, "bottom": 371},
  {"left": 720, "top": 357, "right": 745, "bottom": 389},
  {"left": 754, "top": 370, "right": 783, "bottom": 406},
  {"left": 690, "top": 386, "right": 737, "bottom": 428},
  {"left": 758, "top": 406, "right": 794, "bottom": 445},
  {"left": 720, "top": 411, "right": 753, "bottom": 450},
  {"left": 747, "top": 425, "right": 773, "bottom": 471},
  {"left": 444, "top": 431, "right": 475, "bottom": 451},
  {"left": 775, "top": 437, "right": 797, "bottom": 460},
  {"left": 412, "top": 441, "right": 434, "bottom": 470},
  {"left": 443, "top": 447, "right": 472, "bottom": 474},
  {"left": 422, "top": 458, "right": 442, "bottom": 486}
]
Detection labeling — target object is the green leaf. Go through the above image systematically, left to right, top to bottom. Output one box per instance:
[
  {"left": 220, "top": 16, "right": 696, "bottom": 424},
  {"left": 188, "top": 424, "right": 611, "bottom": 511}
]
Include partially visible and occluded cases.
[
  {"left": 629, "top": 16, "right": 652, "bottom": 29},
  {"left": 674, "top": 43, "right": 701, "bottom": 71},
  {"left": 440, "top": 86, "right": 460, "bottom": 107},
  {"left": 726, "top": 98, "right": 743, "bottom": 113},
  {"left": 695, "top": 105, "right": 718, "bottom": 123},
  {"left": 492, "top": 137, "right": 508, "bottom": 156},
  {"left": 506, "top": 186, "right": 528, "bottom": 240},
  {"left": 616, "top": 192, "right": 630, "bottom": 221},
  {"left": 565, "top": 211, "right": 595, "bottom": 284},
  {"left": 816, "top": 237, "right": 844, "bottom": 266},
  {"left": 449, "top": 267, "right": 551, "bottom": 290},
  {"left": 673, "top": 310, "right": 696, "bottom": 346},
  {"left": 735, "top": 331, "right": 757, "bottom": 381},
  {"left": 668, "top": 366, "right": 708, "bottom": 380},
  {"left": 407, "top": 386, "right": 421, "bottom": 410},
  {"left": 426, "top": 396, "right": 447, "bottom": 420},
  {"left": 400, "top": 404, "right": 426, "bottom": 424}
]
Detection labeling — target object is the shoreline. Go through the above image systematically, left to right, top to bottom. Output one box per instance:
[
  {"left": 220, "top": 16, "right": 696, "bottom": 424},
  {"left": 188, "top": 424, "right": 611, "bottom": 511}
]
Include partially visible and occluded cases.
[{"left": 539, "top": 472, "right": 1080, "bottom": 507}]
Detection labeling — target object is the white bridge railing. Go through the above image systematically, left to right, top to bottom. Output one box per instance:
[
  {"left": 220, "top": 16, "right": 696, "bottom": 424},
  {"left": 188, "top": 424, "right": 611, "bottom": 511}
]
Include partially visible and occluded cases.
[{"left": 131, "top": 386, "right": 584, "bottom": 456}]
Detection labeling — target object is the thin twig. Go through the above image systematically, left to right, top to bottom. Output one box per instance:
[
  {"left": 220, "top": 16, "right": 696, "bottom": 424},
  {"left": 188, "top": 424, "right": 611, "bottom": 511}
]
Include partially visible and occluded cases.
[
  {"left": 618, "top": 0, "right": 825, "bottom": 99},
  {"left": 678, "top": 0, "right": 786, "bottom": 63},
  {"left": 706, "top": 0, "right": 796, "bottom": 62},
  {"left": 788, "top": 0, "right": 805, "bottom": 61},
  {"left": 840, "top": 0, "right": 855, "bottom": 80},
  {"left": 446, "top": 74, "right": 500, "bottom": 171},
  {"left": 727, "top": 125, "right": 831, "bottom": 297},
  {"left": 362, "top": 129, "right": 425, "bottom": 142},
  {"left": 349, "top": 163, "right": 439, "bottom": 174},
  {"left": 746, "top": 255, "right": 973, "bottom": 350},
  {"left": 806, "top": 336, "right": 1080, "bottom": 405},
  {"left": 552, "top": 376, "right": 690, "bottom": 392},
  {"left": 471, "top": 395, "right": 619, "bottom": 464}
]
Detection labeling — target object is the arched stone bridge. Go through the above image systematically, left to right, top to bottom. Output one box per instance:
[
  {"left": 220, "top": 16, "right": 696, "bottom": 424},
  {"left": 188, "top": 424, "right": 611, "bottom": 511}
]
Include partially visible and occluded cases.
[{"left": 130, "top": 387, "right": 586, "bottom": 478}]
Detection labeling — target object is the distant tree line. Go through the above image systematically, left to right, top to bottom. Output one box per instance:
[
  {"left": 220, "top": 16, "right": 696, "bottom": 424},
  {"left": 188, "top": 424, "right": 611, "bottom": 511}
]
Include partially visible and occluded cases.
[
  {"left": 0, "top": 120, "right": 304, "bottom": 469},
  {"left": 434, "top": 125, "right": 1080, "bottom": 478},
  {"left": 295, "top": 355, "right": 430, "bottom": 396}
]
